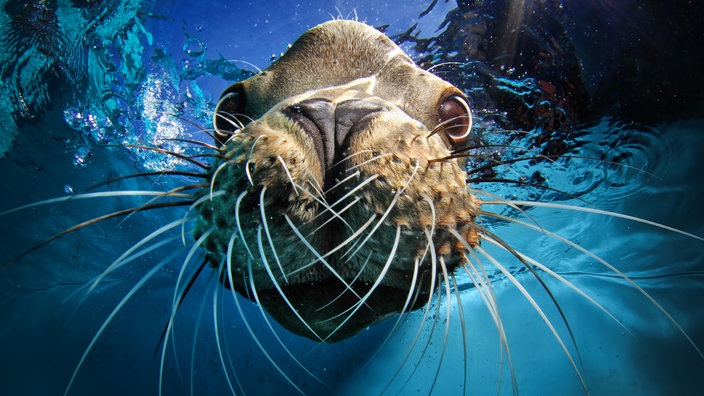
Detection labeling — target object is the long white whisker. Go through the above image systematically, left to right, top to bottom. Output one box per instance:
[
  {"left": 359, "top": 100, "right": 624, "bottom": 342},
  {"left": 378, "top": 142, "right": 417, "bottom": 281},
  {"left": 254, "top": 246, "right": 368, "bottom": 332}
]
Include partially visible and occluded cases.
[
  {"left": 277, "top": 156, "right": 300, "bottom": 197},
  {"left": 210, "top": 160, "right": 238, "bottom": 200},
  {"left": 345, "top": 161, "right": 419, "bottom": 261},
  {"left": 323, "top": 170, "right": 361, "bottom": 195},
  {"left": 260, "top": 187, "right": 287, "bottom": 282},
  {"left": 1, "top": 190, "right": 192, "bottom": 217},
  {"left": 182, "top": 190, "right": 225, "bottom": 245},
  {"left": 234, "top": 190, "right": 255, "bottom": 259},
  {"left": 305, "top": 197, "right": 361, "bottom": 237},
  {"left": 484, "top": 200, "right": 704, "bottom": 242},
  {"left": 482, "top": 210, "right": 704, "bottom": 359},
  {"left": 288, "top": 214, "right": 377, "bottom": 278},
  {"left": 284, "top": 215, "right": 366, "bottom": 303},
  {"left": 479, "top": 215, "right": 629, "bottom": 331},
  {"left": 88, "top": 216, "right": 195, "bottom": 293},
  {"left": 324, "top": 225, "right": 402, "bottom": 341},
  {"left": 256, "top": 226, "right": 324, "bottom": 341},
  {"left": 380, "top": 227, "right": 439, "bottom": 394},
  {"left": 159, "top": 228, "right": 214, "bottom": 394},
  {"left": 227, "top": 232, "right": 307, "bottom": 394},
  {"left": 244, "top": 239, "right": 326, "bottom": 385},
  {"left": 472, "top": 243, "right": 589, "bottom": 394},
  {"left": 65, "top": 249, "right": 183, "bottom": 396},
  {"left": 460, "top": 250, "right": 517, "bottom": 394},
  {"left": 212, "top": 256, "right": 241, "bottom": 396},
  {"left": 428, "top": 256, "right": 453, "bottom": 394},
  {"left": 450, "top": 272, "right": 469, "bottom": 394}
]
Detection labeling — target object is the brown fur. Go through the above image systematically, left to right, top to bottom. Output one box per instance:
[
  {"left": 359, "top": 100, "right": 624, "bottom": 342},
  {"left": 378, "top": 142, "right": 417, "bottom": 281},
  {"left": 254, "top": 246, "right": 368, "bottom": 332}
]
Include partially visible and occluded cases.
[{"left": 196, "top": 20, "right": 479, "bottom": 341}]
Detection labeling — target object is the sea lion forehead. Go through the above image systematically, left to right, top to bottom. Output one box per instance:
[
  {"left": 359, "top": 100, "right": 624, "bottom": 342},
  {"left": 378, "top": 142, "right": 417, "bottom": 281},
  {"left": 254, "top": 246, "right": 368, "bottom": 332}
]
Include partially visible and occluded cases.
[
  {"left": 216, "top": 19, "right": 464, "bottom": 133},
  {"left": 236, "top": 20, "right": 418, "bottom": 117}
]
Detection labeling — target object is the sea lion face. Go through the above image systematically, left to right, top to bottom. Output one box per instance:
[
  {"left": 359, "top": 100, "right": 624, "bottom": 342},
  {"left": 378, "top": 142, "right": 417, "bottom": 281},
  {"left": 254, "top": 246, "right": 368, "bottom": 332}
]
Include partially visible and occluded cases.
[{"left": 194, "top": 20, "right": 479, "bottom": 341}]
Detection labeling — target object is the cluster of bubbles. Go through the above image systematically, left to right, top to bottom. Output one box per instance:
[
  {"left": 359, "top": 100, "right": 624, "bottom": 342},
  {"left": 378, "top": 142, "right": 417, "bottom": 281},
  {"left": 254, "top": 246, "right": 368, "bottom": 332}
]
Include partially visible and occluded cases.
[{"left": 61, "top": 17, "right": 240, "bottom": 174}]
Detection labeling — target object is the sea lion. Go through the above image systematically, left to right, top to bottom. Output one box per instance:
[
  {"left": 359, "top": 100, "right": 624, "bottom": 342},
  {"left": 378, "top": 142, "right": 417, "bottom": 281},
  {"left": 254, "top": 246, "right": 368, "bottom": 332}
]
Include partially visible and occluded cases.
[
  {"left": 3, "top": 16, "right": 703, "bottom": 396},
  {"left": 195, "top": 19, "right": 478, "bottom": 341}
]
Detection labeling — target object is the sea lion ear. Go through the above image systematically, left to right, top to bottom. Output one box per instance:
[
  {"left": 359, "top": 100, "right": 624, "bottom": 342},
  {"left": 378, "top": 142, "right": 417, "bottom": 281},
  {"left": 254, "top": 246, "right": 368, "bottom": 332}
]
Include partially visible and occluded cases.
[{"left": 213, "top": 82, "right": 247, "bottom": 144}]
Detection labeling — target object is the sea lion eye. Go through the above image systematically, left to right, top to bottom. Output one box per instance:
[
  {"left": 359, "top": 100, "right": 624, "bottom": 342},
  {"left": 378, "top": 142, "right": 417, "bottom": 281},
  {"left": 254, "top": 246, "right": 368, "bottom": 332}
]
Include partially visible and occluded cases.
[
  {"left": 213, "top": 83, "right": 247, "bottom": 144},
  {"left": 437, "top": 95, "right": 472, "bottom": 146}
]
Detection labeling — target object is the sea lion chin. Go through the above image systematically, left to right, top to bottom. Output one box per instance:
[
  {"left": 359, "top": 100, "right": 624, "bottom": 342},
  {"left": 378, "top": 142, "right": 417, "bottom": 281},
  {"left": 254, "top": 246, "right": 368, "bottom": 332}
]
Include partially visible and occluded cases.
[{"left": 193, "top": 20, "right": 479, "bottom": 341}]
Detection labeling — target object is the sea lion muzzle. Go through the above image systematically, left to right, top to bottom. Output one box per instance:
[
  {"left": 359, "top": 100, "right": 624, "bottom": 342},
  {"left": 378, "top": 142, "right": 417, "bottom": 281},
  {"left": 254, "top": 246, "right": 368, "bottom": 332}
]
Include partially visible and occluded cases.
[
  {"left": 196, "top": 20, "right": 479, "bottom": 342},
  {"left": 282, "top": 98, "right": 388, "bottom": 176}
]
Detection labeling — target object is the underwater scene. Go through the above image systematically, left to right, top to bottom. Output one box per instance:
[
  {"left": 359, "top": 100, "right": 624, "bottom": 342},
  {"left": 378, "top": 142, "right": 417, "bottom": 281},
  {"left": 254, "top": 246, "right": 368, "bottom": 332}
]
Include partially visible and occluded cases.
[{"left": 1, "top": 0, "right": 703, "bottom": 395}]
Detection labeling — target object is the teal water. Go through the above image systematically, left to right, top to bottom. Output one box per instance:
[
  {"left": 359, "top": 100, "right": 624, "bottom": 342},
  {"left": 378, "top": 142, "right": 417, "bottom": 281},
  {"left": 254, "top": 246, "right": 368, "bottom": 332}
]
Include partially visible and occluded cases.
[{"left": 1, "top": 1, "right": 703, "bottom": 395}]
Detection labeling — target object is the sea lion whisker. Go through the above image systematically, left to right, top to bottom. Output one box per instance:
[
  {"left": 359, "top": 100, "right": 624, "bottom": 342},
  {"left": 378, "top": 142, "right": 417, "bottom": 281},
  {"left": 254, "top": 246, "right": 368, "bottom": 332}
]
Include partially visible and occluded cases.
[
  {"left": 426, "top": 61, "right": 463, "bottom": 73},
  {"left": 214, "top": 111, "right": 246, "bottom": 131},
  {"left": 242, "top": 135, "right": 268, "bottom": 186},
  {"left": 154, "top": 137, "right": 222, "bottom": 152},
  {"left": 125, "top": 144, "right": 210, "bottom": 169},
  {"left": 329, "top": 149, "right": 374, "bottom": 170},
  {"left": 346, "top": 152, "right": 393, "bottom": 172},
  {"left": 276, "top": 156, "right": 300, "bottom": 197},
  {"left": 210, "top": 159, "right": 238, "bottom": 200},
  {"left": 344, "top": 161, "right": 419, "bottom": 261},
  {"left": 322, "top": 169, "right": 361, "bottom": 195},
  {"left": 86, "top": 171, "right": 208, "bottom": 192},
  {"left": 303, "top": 174, "right": 379, "bottom": 232},
  {"left": 306, "top": 175, "right": 325, "bottom": 201},
  {"left": 471, "top": 177, "right": 589, "bottom": 202},
  {"left": 288, "top": 180, "right": 355, "bottom": 232},
  {"left": 117, "top": 183, "right": 207, "bottom": 226},
  {"left": 259, "top": 187, "right": 288, "bottom": 282},
  {"left": 471, "top": 188, "right": 545, "bottom": 231},
  {"left": 0, "top": 190, "right": 193, "bottom": 217},
  {"left": 183, "top": 191, "right": 226, "bottom": 245},
  {"left": 234, "top": 191, "right": 255, "bottom": 259},
  {"left": 305, "top": 196, "right": 361, "bottom": 237},
  {"left": 487, "top": 200, "right": 704, "bottom": 242},
  {"left": 3, "top": 202, "right": 194, "bottom": 269},
  {"left": 485, "top": 209, "right": 704, "bottom": 359},
  {"left": 290, "top": 213, "right": 377, "bottom": 278},
  {"left": 283, "top": 215, "right": 368, "bottom": 305},
  {"left": 88, "top": 216, "right": 196, "bottom": 293},
  {"left": 322, "top": 225, "right": 402, "bottom": 341},
  {"left": 255, "top": 226, "right": 324, "bottom": 342},
  {"left": 479, "top": 226, "right": 586, "bottom": 374},
  {"left": 379, "top": 227, "right": 440, "bottom": 394},
  {"left": 480, "top": 227, "right": 628, "bottom": 331},
  {"left": 158, "top": 233, "right": 212, "bottom": 387},
  {"left": 223, "top": 233, "right": 308, "bottom": 393},
  {"left": 241, "top": 241, "right": 327, "bottom": 385},
  {"left": 472, "top": 243, "right": 589, "bottom": 394},
  {"left": 65, "top": 249, "right": 184, "bottom": 396},
  {"left": 460, "top": 249, "right": 518, "bottom": 394},
  {"left": 314, "top": 250, "right": 373, "bottom": 313},
  {"left": 363, "top": 255, "right": 422, "bottom": 364},
  {"left": 212, "top": 256, "right": 244, "bottom": 396},
  {"left": 428, "top": 256, "right": 453, "bottom": 394},
  {"left": 187, "top": 269, "right": 215, "bottom": 395},
  {"left": 450, "top": 272, "right": 469, "bottom": 394},
  {"left": 395, "top": 279, "right": 444, "bottom": 392}
]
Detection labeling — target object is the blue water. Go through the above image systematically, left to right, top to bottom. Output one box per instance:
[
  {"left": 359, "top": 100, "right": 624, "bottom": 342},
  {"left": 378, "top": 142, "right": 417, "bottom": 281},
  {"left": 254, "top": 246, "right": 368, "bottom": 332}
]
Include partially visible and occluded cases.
[{"left": 1, "top": 1, "right": 703, "bottom": 395}]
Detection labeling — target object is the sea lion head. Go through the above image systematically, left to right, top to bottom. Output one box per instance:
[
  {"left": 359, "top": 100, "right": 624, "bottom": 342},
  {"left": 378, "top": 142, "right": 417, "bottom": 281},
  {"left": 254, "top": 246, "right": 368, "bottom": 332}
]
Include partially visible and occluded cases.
[{"left": 194, "top": 20, "right": 479, "bottom": 342}]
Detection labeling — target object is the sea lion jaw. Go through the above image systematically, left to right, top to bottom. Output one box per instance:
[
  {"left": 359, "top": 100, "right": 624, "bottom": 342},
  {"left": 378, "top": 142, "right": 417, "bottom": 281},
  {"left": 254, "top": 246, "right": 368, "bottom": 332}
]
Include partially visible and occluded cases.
[{"left": 196, "top": 20, "right": 479, "bottom": 341}]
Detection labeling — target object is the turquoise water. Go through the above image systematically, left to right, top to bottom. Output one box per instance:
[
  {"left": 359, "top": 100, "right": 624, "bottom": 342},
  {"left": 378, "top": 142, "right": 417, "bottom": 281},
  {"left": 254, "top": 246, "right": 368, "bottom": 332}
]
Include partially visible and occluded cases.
[{"left": 1, "top": 1, "right": 703, "bottom": 395}]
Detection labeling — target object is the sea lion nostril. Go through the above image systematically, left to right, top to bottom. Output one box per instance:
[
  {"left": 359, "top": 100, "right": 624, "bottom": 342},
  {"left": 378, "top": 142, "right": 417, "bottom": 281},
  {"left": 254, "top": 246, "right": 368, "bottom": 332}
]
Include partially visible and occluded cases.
[
  {"left": 284, "top": 99, "right": 387, "bottom": 173},
  {"left": 284, "top": 99, "right": 336, "bottom": 172},
  {"left": 334, "top": 99, "right": 387, "bottom": 148}
]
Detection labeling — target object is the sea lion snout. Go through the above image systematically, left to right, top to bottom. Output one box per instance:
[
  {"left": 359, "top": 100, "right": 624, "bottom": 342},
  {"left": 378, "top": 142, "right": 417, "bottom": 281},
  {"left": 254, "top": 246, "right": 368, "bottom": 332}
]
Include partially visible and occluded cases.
[
  {"left": 198, "top": 20, "right": 480, "bottom": 341},
  {"left": 283, "top": 98, "right": 389, "bottom": 177}
]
